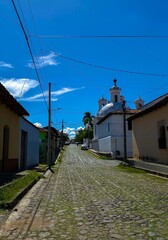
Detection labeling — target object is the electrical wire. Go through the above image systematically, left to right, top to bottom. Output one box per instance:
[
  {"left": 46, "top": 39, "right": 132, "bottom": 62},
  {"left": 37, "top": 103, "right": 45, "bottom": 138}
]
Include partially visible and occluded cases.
[
  {"left": 12, "top": 0, "right": 48, "bottom": 110},
  {"left": 17, "top": 0, "right": 30, "bottom": 35},
  {"left": 27, "top": 0, "right": 43, "bottom": 54},
  {"left": 31, "top": 34, "right": 168, "bottom": 39},
  {"left": 56, "top": 53, "right": 168, "bottom": 77},
  {"left": 19, "top": 67, "right": 32, "bottom": 96}
]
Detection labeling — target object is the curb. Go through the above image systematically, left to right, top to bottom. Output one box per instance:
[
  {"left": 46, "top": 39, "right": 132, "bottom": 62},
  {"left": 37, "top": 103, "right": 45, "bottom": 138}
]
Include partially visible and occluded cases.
[
  {"left": 0, "top": 166, "right": 53, "bottom": 210},
  {"left": 0, "top": 176, "right": 41, "bottom": 210}
]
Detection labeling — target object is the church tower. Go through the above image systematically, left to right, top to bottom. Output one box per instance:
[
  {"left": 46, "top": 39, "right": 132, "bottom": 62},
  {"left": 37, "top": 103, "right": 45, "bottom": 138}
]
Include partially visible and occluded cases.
[
  {"left": 109, "top": 79, "right": 121, "bottom": 103},
  {"left": 98, "top": 97, "right": 107, "bottom": 110},
  {"left": 134, "top": 97, "right": 144, "bottom": 109}
]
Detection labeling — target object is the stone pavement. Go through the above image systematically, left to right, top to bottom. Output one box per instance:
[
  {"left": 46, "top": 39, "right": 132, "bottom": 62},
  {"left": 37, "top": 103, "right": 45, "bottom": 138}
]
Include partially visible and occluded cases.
[{"left": 0, "top": 145, "right": 168, "bottom": 239}]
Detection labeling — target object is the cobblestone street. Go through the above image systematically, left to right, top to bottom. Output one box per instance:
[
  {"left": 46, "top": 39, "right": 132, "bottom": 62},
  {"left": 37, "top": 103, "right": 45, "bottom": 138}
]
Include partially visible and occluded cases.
[{"left": 0, "top": 144, "right": 168, "bottom": 239}]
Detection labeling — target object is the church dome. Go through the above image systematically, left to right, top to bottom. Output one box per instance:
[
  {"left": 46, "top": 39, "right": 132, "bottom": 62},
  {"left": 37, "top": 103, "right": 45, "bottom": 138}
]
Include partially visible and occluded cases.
[
  {"left": 98, "top": 102, "right": 123, "bottom": 116},
  {"left": 98, "top": 103, "right": 114, "bottom": 116}
]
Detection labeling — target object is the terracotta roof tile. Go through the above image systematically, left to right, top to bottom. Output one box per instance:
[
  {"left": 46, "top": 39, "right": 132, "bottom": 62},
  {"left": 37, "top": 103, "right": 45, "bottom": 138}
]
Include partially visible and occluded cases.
[{"left": 0, "top": 82, "right": 29, "bottom": 116}]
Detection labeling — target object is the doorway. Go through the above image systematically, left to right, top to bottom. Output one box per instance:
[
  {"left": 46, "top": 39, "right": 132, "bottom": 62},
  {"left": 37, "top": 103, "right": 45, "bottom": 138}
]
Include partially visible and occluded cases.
[
  {"left": 2, "top": 126, "right": 9, "bottom": 172},
  {"left": 20, "top": 130, "right": 27, "bottom": 170}
]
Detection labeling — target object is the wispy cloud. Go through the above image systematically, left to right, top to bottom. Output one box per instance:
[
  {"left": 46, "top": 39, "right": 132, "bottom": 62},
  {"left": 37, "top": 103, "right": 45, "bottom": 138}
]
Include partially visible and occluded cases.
[
  {"left": 27, "top": 52, "right": 59, "bottom": 69},
  {"left": 0, "top": 61, "right": 14, "bottom": 68},
  {"left": 0, "top": 78, "right": 39, "bottom": 97},
  {"left": 20, "top": 87, "right": 84, "bottom": 102}
]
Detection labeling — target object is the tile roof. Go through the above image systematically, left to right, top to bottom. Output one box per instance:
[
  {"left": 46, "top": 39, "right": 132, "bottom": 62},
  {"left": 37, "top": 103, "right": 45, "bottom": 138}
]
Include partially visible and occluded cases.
[
  {"left": 0, "top": 82, "right": 29, "bottom": 116},
  {"left": 128, "top": 95, "right": 168, "bottom": 121},
  {"left": 96, "top": 109, "right": 139, "bottom": 125}
]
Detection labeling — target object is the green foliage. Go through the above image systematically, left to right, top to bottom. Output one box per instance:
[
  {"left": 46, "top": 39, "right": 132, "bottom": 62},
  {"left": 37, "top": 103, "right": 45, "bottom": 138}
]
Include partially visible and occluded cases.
[
  {"left": 75, "top": 111, "right": 94, "bottom": 142},
  {"left": 82, "top": 112, "right": 94, "bottom": 127},
  {"left": 75, "top": 128, "right": 93, "bottom": 143},
  {"left": 75, "top": 129, "right": 85, "bottom": 143},
  {"left": 63, "top": 133, "right": 69, "bottom": 142},
  {"left": 0, "top": 171, "right": 41, "bottom": 207}
]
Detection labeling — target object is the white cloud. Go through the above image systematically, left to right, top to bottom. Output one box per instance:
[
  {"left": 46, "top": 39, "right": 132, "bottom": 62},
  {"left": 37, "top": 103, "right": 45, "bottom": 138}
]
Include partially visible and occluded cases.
[
  {"left": 27, "top": 52, "right": 59, "bottom": 69},
  {"left": 0, "top": 61, "right": 14, "bottom": 68},
  {"left": 0, "top": 78, "right": 39, "bottom": 97},
  {"left": 20, "top": 87, "right": 84, "bottom": 102},
  {"left": 34, "top": 122, "right": 43, "bottom": 128},
  {"left": 62, "top": 126, "right": 85, "bottom": 139},
  {"left": 77, "top": 126, "right": 84, "bottom": 131},
  {"left": 63, "top": 127, "right": 76, "bottom": 139},
  {"left": 63, "top": 127, "right": 75, "bottom": 134}
]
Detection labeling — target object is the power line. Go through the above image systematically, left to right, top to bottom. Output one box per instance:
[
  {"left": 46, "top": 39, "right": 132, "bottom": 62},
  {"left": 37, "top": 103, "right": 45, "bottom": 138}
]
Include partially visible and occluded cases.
[
  {"left": 11, "top": 0, "right": 48, "bottom": 110},
  {"left": 17, "top": 0, "right": 30, "bottom": 35},
  {"left": 27, "top": 0, "right": 43, "bottom": 54},
  {"left": 31, "top": 34, "right": 168, "bottom": 39},
  {"left": 56, "top": 53, "right": 168, "bottom": 77}
]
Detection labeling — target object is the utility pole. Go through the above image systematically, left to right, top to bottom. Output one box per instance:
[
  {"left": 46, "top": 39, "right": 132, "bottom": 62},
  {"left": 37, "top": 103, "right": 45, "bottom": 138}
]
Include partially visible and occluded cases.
[
  {"left": 48, "top": 82, "right": 51, "bottom": 169},
  {"left": 122, "top": 100, "right": 127, "bottom": 162},
  {"left": 58, "top": 119, "right": 67, "bottom": 149},
  {"left": 61, "top": 119, "right": 64, "bottom": 150},
  {"left": 87, "top": 121, "right": 90, "bottom": 148}
]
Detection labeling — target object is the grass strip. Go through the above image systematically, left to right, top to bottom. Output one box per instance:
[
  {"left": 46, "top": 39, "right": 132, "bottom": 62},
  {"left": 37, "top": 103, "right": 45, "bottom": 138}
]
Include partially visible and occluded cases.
[
  {"left": 116, "top": 163, "right": 145, "bottom": 174},
  {"left": 0, "top": 170, "right": 41, "bottom": 208}
]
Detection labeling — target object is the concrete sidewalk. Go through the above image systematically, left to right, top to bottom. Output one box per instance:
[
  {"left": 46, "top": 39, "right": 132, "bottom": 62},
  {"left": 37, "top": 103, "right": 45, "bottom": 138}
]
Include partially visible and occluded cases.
[
  {"left": 90, "top": 148, "right": 168, "bottom": 177},
  {"left": 128, "top": 159, "right": 168, "bottom": 177}
]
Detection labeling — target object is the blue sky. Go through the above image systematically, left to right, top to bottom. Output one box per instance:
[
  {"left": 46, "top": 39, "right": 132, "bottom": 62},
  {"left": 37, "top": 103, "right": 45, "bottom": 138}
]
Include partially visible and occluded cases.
[{"left": 1, "top": 0, "right": 168, "bottom": 138}]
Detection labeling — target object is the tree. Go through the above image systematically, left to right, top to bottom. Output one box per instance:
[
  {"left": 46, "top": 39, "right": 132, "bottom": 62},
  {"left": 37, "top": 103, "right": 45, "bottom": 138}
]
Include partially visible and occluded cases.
[
  {"left": 75, "top": 112, "right": 94, "bottom": 143},
  {"left": 82, "top": 112, "right": 94, "bottom": 128},
  {"left": 75, "top": 129, "right": 85, "bottom": 143}
]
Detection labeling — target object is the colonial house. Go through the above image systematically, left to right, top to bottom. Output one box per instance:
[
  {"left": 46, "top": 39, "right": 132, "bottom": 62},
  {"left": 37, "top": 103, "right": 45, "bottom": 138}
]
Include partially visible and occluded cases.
[
  {"left": 92, "top": 79, "right": 141, "bottom": 158},
  {"left": 0, "top": 82, "right": 39, "bottom": 172},
  {"left": 0, "top": 82, "right": 28, "bottom": 172},
  {"left": 128, "top": 93, "right": 168, "bottom": 165},
  {"left": 39, "top": 126, "right": 61, "bottom": 164}
]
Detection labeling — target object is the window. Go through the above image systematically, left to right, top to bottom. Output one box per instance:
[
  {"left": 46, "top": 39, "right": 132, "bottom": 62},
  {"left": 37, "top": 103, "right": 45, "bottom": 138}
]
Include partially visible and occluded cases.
[
  {"left": 114, "top": 95, "right": 118, "bottom": 102},
  {"left": 158, "top": 120, "right": 167, "bottom": 149},
  {"left": 108, "top": 122, "right": 110, "bottom": 132},
  {"left": 95, "top": 125, "right": 97, "bottom": 135}
]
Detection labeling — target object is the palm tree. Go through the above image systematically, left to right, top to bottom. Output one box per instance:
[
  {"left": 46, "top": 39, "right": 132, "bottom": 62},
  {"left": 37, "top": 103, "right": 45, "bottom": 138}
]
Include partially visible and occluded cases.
[{"left": 82, "top": 112, "right": 94, "bottom": 127}]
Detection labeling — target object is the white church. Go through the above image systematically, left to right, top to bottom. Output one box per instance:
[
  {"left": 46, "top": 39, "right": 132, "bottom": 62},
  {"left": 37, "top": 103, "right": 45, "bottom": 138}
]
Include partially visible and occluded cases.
[{"left": 92, "top": 79, "right": 144, "bottom": 158}]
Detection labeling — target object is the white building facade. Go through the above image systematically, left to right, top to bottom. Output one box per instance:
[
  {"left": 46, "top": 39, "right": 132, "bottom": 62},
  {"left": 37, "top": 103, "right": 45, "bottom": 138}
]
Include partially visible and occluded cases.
[
  {"left": 92, "top": 79, "right": 140, "bottom": 158},
  {"left": 19, "top": 117, "right": 39, "bottom": 170}
]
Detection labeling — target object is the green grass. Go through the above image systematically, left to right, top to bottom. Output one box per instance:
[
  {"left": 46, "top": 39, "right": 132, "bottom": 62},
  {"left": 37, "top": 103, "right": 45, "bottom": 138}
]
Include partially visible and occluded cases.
[
  {"left": 51, "top": 149, "right": 64, "bottom": 172},
  {"left": 38, "top": 163, "right": 48, "bottom": 171},
  {"left": 116, "top": 164, "right": 145, "bottom": 174},
  {"left": 0, "top": 170, "right": 41, "bottom": 207}
]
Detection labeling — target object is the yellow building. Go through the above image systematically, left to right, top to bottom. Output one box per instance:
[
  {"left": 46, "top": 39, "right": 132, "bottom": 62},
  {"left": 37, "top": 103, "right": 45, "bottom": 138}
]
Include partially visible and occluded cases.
[
  {"left": 0, "top": 83, "right": 29, "bottom": 172},
  {"left": 128, "top": 94, "right": 168, "bottom": 165}
]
